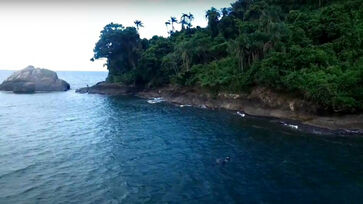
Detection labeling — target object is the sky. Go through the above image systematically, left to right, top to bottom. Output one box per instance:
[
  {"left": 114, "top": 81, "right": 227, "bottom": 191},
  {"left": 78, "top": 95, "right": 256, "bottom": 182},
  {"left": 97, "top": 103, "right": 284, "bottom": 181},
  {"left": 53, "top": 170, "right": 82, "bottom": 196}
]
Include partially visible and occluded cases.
[{"left": 0, "top": 0, "right": 235, "bottom": 71}]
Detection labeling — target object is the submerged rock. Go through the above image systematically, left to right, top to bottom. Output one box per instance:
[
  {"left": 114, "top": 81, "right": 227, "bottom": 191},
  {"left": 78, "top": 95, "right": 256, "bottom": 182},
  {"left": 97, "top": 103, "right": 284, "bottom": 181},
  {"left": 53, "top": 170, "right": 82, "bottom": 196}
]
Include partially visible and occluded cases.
[{"left": 0, "top": 66, "right": 70, "bottom": 93}]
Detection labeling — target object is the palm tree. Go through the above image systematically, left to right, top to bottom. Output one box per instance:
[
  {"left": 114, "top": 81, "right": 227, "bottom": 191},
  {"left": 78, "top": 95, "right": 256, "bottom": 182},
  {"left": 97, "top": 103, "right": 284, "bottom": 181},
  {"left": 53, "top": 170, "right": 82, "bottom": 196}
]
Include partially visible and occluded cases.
[
  {"left": 205, "top": 7, "right": 220, "bottom": 22},
  {"left": 206, "top": 7, "right": 221, "bottom": 37},
  {"left": 221, "top": 8, "right": 230, "bottom": 17},
  {"left": 180, "top": 13, "right": 188, "bottom": 30},
  {"left": 187, "top": 13, "right": 194, "bottom": 29},
  {"left": 170, "top": 17, "right": 178, "bottom": 32},
  {"left": 180, "top": 19, "right": 188, "bottom": 30},
  {"left": 134, "top": 20, "right": 143, "bottom": 31},
  {"left": 165, "top": 20, "right": 171, "bottom": 34},
  {"left": 229, "top": 35, "right": 247, "bottom": 72}
]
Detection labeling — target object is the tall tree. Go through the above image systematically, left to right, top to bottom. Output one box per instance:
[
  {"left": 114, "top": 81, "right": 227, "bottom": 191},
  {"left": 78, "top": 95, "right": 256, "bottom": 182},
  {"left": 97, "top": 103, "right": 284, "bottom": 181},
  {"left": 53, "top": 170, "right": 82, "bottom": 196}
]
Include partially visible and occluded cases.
[
  {"left": 206, "top": 7, "right": 221, "bottom": 37},
  {"left": 221, "top": 8, "right": 231, "bottom": 17},
  {"left": 180, "top": 13, "right": 189, "bottom": 30},
  {"left": 187, "top": 13, "right": 194, "bottom": 29},
  {"left": 170, "top": 17, "right": 178, "bottom": 32},
  {"left": 134, "top": 20, "right": 144, "bottom": 31},
  {"left": 165, "top": 20, "right": 171, "bottom": 34},
  {"left": 93, "top": 23, "right": 142, "bottom": 81}
]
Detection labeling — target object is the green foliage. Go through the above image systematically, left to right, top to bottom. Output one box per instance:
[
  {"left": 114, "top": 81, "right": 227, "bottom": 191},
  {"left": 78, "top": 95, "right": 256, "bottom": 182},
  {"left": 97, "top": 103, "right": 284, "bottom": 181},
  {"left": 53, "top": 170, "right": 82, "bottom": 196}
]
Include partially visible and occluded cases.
[
  {"left": 93, "top": 0, "right": 363, "bottom": 113},
  {"left": 206, "top": 7, "right": 221, "bottom": 37},
  {"left": 93, "top": 23, "right": 143, "bottom": 83},
  {"left": 137, "top": 36, "right": 174, "bottom": 87},
  {"left": 191, "top": 57, "right": 252, "bottom": 92},
  {"left": 109, "top": 72, "right": 136, "bottom": 84}
]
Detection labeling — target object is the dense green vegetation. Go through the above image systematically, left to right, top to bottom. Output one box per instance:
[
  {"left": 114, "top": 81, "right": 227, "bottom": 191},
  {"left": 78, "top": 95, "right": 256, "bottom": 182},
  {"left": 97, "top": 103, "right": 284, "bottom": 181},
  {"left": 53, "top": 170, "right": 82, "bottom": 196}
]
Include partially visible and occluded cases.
[{"left": 93, "top": 0, "right": 362, "bottom": 113}]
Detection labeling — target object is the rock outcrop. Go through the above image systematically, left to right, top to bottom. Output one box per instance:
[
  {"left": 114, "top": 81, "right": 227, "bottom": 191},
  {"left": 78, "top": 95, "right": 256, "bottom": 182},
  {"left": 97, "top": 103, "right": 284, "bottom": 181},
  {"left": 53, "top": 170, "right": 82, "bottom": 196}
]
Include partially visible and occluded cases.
[
  {"left": 0, "top": 66, "right": 70, "bottom": 93},
  {"left": 76, "top": 82, "right": 138, "bottom": 95},
  {"left": 76, "top": 83, "right": 363, "bottom": 134}
]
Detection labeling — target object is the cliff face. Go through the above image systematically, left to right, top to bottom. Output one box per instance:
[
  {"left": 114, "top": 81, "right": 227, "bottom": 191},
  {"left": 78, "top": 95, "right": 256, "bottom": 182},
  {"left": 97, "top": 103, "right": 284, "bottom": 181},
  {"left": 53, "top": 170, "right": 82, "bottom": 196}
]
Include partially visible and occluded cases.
[
  {"left": 0, "top": 66, "right": 70, "bottom": 93},
  {"left": 76, "top": 82, "right": 363, "bottom": 133}
]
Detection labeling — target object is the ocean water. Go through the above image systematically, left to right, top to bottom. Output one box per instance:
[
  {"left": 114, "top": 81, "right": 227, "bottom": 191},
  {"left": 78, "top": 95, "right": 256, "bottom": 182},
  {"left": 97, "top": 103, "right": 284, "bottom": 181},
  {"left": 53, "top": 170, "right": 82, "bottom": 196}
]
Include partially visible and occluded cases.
[{"left": 0, "top": 70, "right": 362, "bottom": 203}]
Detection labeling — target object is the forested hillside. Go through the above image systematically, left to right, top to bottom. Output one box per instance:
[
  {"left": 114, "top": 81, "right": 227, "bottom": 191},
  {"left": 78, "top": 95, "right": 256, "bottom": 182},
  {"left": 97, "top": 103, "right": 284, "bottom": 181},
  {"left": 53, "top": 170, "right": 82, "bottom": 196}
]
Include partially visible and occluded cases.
[{"left": 92, "top": 0, "right": 362, "bottom": 113}]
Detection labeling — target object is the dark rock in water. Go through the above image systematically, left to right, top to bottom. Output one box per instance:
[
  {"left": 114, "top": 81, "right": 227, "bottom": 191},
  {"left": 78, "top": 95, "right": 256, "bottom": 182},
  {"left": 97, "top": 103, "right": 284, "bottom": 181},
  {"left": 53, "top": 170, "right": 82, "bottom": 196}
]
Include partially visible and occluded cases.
[
  {"left": 0, "top": 66, "right": 70, "bottom": 93},
  {"left": 76, "top": 81, "right": 137, "bottom": 95}
]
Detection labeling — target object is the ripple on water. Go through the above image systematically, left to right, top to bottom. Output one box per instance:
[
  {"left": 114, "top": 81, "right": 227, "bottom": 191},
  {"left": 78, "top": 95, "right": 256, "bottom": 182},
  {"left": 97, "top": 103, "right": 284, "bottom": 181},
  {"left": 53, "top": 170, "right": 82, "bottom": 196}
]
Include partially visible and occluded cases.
[{"left": 0, "top": 71, "right": 363, "bottom": 203}]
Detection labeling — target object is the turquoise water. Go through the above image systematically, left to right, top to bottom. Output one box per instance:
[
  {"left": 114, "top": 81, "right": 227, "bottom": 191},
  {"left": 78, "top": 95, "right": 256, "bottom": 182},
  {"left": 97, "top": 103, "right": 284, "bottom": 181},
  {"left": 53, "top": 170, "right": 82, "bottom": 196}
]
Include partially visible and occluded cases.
[{"left": 0, "top": 70, "right": 362, "bottom": 203}]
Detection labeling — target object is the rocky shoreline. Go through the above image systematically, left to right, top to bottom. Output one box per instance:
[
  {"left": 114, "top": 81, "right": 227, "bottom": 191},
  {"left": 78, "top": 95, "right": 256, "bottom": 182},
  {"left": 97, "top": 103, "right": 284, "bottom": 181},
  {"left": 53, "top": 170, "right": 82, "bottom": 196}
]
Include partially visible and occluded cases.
[{"left": 76, "top": 82, "right": 363, "bottom": 135}]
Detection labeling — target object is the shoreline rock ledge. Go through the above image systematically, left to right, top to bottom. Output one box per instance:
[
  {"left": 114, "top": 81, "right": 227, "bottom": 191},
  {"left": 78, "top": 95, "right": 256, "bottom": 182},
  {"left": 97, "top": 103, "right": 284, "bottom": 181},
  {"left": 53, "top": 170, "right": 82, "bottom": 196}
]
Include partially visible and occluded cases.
[{"left": 0, "top": 66, "right": 70, "bottom": 93}]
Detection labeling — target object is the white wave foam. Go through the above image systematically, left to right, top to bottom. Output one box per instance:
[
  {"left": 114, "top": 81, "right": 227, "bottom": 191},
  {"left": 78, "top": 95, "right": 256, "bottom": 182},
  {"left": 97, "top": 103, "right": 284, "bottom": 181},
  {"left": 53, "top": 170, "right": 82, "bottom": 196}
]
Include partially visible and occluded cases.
[
  {"left": 147, "top": 97, "right": 164, "bottom": 104},
  {"left": 179, "top": 104, "right": 192, "bottom": 108},
  {"left": 237, "top": 111, "right": 245, "bottom": 117},
  {"left": 281, "top": 122, "right": 298, "bottom": 129}
]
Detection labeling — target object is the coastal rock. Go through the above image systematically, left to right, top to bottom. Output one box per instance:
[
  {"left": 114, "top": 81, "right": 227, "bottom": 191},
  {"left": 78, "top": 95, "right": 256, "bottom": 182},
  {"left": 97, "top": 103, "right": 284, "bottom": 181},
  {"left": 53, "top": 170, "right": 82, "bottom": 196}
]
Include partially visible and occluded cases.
[
  {"left": 0, "top": 66, "right": 70, "bottom": 93},
  {"left": 76, "top": 81, "right": 138, "bottom": 95},
  {"left": 76, "top": 83, "right": 363, "bottom": 133}
]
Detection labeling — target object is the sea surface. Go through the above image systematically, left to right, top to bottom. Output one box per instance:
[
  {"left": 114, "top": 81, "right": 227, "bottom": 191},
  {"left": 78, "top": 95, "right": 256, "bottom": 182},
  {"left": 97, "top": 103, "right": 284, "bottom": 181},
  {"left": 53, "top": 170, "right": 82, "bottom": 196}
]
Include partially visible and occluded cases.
[{"left": 0, "top": 70, "right": 362, "bottom": 203}]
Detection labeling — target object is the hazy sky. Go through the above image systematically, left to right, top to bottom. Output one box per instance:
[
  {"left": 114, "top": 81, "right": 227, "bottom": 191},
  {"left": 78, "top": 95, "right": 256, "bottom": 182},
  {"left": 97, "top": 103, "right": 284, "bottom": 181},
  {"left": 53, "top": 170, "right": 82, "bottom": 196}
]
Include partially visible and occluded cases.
[{"left": 0, "top": 0, "right": 234, "bottom": 71}]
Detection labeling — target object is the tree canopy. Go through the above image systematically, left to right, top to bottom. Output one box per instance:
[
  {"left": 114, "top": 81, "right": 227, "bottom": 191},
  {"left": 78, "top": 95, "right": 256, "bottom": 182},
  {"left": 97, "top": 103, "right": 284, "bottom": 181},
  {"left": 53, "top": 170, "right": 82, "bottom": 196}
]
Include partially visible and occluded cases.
[{"left": 93, "top": 0, "right": 363, "bottom": 113}]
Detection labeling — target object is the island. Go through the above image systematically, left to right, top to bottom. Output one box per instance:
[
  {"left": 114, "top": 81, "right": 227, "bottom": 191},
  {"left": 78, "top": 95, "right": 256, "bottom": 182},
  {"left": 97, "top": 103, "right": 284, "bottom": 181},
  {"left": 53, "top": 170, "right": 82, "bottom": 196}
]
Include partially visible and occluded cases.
[
  {"left": 77, "top": 0, "right": 362, "bottom": 133},
  {"left": 0, "top": 65, "right": 70, "bottom": 93}
]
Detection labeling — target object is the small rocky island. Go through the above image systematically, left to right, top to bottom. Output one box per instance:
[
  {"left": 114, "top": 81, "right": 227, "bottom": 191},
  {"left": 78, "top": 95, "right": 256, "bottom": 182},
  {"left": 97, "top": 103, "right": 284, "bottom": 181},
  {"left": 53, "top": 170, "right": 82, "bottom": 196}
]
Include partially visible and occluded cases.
[{"left": 0, "top": 66, "right": 70, "bottom": 93}]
